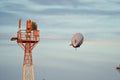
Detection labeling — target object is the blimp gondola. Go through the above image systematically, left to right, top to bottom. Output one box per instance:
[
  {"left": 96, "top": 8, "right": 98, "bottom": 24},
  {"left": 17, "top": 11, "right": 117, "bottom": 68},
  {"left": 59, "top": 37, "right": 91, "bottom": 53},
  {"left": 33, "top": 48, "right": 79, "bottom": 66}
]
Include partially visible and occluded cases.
[{"left": 70, "top": 33, "right": 84, "bottom": 48}]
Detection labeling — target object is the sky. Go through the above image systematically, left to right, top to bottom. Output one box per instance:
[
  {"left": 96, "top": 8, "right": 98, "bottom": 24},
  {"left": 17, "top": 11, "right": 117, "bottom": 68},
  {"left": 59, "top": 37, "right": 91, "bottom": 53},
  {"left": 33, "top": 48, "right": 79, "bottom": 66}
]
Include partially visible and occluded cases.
[{"left": 0, "top": 0, "right": 120, "bottom": 80}]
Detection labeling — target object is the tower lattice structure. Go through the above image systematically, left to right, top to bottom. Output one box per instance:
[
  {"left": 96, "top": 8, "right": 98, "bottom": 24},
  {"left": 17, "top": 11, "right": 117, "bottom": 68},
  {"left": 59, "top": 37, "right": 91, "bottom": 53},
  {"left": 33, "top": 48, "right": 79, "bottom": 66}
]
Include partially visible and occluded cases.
[{"left": 11, "top": 19, "right": 40, "bottom": 80}]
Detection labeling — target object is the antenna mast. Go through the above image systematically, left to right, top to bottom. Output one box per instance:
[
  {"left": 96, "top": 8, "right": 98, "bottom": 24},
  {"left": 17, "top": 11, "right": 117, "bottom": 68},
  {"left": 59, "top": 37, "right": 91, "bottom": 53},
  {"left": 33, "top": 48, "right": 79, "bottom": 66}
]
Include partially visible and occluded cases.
[{"left": 11, "top": 19, "right": 40, "bottom": 80}]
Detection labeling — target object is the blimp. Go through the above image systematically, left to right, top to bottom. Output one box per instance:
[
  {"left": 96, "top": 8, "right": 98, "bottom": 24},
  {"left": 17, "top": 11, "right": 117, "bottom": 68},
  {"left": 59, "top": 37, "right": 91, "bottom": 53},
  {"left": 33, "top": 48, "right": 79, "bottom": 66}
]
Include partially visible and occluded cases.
[{"left": 70, "top": 33, "right": 84, "bottom": 48}]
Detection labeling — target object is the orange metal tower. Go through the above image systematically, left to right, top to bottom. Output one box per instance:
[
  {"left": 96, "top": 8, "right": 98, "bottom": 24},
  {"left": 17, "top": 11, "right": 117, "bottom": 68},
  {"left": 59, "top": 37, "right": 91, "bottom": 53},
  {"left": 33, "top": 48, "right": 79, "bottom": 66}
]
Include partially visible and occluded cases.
[{"left": 11, "top": 19, "right": 40, "bottom": 80}]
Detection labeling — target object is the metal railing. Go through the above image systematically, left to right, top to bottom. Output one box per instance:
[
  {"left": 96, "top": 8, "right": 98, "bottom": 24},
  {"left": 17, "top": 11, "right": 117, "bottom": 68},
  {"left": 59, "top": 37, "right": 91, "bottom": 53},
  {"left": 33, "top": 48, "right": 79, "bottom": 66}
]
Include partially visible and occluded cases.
[{"left": 17, "top": 30, "right": 40, "bottom": 41}]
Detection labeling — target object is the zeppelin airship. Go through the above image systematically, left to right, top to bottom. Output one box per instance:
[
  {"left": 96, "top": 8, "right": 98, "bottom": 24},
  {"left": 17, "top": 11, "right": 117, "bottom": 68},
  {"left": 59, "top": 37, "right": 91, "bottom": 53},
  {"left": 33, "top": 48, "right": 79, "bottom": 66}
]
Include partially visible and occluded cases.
[{"left": 70, "top": 33, "right": 84, "bottom": 48}]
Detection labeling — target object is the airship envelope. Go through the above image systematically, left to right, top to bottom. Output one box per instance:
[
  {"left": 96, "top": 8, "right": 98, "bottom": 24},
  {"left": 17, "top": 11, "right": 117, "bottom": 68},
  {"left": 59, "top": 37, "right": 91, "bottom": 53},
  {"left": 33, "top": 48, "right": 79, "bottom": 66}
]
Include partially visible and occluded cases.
[{"left": 70, "top": 33, "right": 84, "bottom": 48}]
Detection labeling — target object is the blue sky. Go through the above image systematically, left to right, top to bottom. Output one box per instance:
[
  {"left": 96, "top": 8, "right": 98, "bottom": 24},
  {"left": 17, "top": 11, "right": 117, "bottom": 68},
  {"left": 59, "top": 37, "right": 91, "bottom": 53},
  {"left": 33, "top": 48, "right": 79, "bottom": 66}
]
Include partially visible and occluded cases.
[{"left": 0, "top": 0, "right": 120, "bottom": 80}]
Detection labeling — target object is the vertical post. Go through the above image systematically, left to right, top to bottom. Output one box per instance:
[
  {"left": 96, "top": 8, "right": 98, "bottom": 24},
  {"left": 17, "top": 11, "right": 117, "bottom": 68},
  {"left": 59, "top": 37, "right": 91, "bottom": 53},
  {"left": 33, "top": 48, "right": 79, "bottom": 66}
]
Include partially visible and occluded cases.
[{"left": 18, "top": 19, "right": 21, "bottom": 30}]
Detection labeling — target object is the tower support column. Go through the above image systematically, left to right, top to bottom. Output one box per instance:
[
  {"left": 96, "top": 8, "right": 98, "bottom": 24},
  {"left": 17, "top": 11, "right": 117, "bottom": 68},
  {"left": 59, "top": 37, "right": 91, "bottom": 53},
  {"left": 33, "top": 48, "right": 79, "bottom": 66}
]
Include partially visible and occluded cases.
[{"left": 22, "top": 42, "right": 34, "bottom": 80}]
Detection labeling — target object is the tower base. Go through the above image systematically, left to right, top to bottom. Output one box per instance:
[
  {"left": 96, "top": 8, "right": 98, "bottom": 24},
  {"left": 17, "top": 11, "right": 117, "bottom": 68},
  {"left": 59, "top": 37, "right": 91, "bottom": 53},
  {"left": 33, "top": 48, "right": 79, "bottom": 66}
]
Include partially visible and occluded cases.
[{"left": 22, "top": 65, "right": 34, "bottom": 80}]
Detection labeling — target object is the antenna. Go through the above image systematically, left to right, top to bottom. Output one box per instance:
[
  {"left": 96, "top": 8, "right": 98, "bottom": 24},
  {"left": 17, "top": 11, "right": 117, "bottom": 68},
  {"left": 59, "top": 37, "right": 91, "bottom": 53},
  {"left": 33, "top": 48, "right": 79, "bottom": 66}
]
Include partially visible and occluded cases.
[
  {"left": 11, "top": 19, "right": 40, "bottom": 80},
  {"left": 18, "top": 19, "right": 21, "bottom": 30}
]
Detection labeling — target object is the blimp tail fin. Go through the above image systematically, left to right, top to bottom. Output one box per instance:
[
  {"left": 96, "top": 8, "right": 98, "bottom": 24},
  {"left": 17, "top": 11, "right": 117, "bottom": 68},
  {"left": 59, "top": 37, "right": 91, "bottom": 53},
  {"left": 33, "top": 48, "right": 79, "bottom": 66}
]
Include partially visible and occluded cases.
[
  {"left": 69, "top": 44, "right": 72, "bottom": 46},
  {"left": 75, "top": 48, "right": 77, "bottom": 51}
]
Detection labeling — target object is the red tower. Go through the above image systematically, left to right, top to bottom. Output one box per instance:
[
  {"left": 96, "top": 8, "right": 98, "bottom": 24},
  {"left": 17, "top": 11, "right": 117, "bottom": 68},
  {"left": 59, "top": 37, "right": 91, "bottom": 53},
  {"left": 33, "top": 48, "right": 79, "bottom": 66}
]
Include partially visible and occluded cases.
[{"left": 11, "top": 19, "right": 40, "bottom": 80}]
